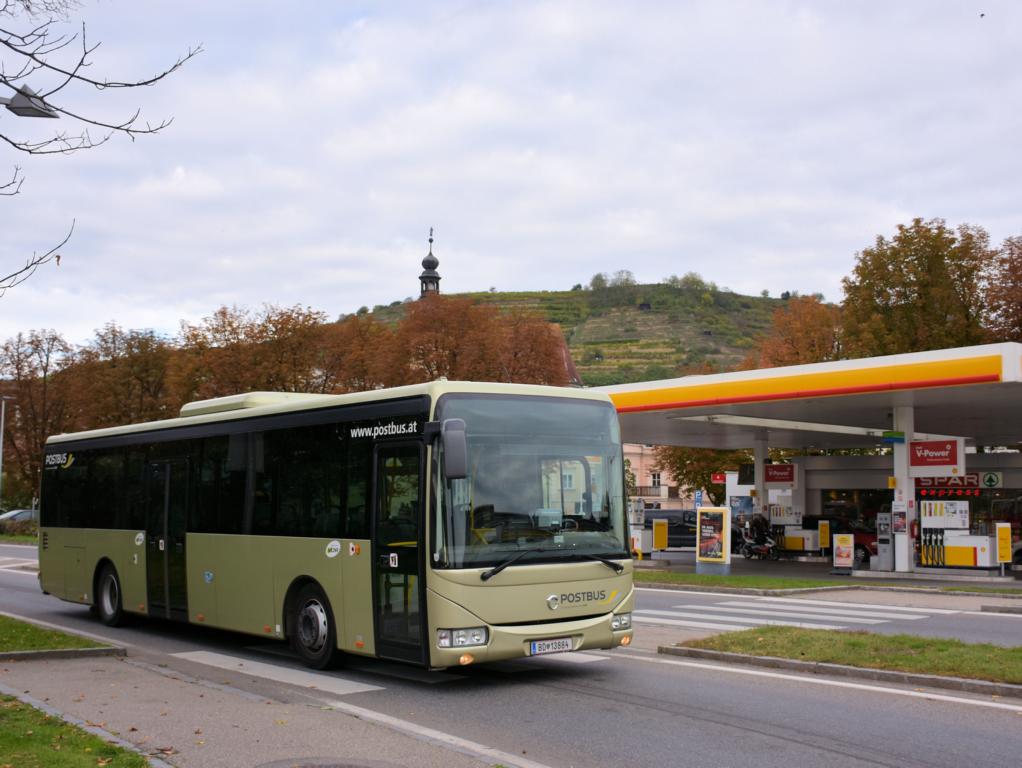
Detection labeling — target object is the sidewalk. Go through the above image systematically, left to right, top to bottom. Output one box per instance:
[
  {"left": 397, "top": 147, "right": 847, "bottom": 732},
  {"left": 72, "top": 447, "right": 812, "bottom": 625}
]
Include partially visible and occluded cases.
[{"left": 0, "top": 654, "right": 493, "bottom": 768}]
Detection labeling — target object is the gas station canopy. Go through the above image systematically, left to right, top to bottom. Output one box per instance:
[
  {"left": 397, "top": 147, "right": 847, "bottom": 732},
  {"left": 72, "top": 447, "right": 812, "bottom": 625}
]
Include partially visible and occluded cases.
[{"left": 598, "top": 343, "right": 1022, "bottom": 450}]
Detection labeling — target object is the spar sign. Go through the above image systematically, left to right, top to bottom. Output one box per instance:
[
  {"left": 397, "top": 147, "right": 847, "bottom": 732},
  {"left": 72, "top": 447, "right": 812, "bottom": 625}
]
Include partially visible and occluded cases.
[{"left": 908, "top": 437, "right": 965, "bottom": 478}]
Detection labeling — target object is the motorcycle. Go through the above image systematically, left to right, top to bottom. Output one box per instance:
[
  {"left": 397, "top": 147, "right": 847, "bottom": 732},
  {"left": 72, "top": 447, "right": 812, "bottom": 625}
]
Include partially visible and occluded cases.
[{"left": 740, "top": 529, "right": 780, "bottom": 560}]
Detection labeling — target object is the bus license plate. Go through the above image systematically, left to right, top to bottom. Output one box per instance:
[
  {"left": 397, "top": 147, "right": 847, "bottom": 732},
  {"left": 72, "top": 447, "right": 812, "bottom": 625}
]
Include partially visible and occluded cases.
[{"left": 531, "top": 637, "right": 573, "bottom": 656}]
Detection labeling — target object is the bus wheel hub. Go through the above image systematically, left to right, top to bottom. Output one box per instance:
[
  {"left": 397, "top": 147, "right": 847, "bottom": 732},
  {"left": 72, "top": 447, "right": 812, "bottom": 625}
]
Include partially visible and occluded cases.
[{"left": 298, "top": 600, "right": 328, "bottom": 651}]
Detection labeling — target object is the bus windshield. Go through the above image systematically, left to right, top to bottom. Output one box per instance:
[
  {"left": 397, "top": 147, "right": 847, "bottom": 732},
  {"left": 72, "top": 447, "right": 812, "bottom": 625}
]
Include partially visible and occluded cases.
[{"left": 433, "top": 395, "right": 627, "bottom": 569}]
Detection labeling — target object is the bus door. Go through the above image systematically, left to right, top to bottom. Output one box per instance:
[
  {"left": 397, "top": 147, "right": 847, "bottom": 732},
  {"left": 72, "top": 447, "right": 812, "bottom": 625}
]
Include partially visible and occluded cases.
[
  {"left": 372, "top": 443, "right": 426, "bottom": 663},
  {"left": 146, "top": 459, "right": 189, "bottom": 621}
]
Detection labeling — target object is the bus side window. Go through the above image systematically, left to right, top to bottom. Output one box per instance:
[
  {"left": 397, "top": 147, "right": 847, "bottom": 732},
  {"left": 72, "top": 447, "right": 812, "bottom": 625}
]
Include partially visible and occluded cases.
[
  {"left": 345, "top": 438, "right": 370, "bottom": 539},
  {"left": 60, "top": 455, "right": 89, "bottom": 528}
]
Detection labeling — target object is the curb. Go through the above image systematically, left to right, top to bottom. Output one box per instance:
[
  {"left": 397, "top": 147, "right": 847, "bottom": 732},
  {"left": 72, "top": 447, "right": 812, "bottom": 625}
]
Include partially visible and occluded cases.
[
  {"left": 634, "top": 580, "right": 1022, "bottom": 599},
  {"left": 981, "top": 604, "right": 1022, "bottom": 614},
  {"left": 658, "top": 645, "right": 1022, "bottom": 700},
  {"left": 0, "top": 646, "right": 127, "bottom": 662},
  {"left": 0, "top": 679, "right": 175, "bottom": 768}
]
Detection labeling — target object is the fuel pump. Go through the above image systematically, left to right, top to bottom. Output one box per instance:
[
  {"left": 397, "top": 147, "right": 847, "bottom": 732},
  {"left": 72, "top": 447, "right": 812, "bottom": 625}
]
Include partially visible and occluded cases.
[{"left": 872, "top": 511, "right": 894, "bottom": 570}]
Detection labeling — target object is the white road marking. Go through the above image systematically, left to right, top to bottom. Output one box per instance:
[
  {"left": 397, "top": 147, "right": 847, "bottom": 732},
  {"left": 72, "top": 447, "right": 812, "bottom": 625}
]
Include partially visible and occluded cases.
[
  {"left": 0, "top": 558, "right": 36, "bottom": 570},
  {"left": 0, "top": 567, "right": 37, "bottom": 576},
  {"left": 636, "top": 587, "right": 756, "bottom": 598},
  {"left": 754, "top": 595, "right": 961, "bottom": 614},
  {"left": 716, "top": 600, "right": 929, "bottom": 621},
  {"left": 673, "top": 604, "right": 888, "bottom": 624},
  {"left": 636, "top": 608, "right": 847, "bottom": 631},
  {"left": 960, "top": 610, "right": 1022, "bottom": 618},
  {"left": 632, "top": 615, "right": 755, "bottom": 632},
  {"left": 172, "top": 650, "right": 383, "bottom": 696},
  {"left": 529, "top": 651, "right": 607, "bottom": 664},
  {"left": 611, "top": 652, "right": 1022, "bottom": 713},
  {"left": 324, "top": 697, "right": 559, "bottom": 768}
]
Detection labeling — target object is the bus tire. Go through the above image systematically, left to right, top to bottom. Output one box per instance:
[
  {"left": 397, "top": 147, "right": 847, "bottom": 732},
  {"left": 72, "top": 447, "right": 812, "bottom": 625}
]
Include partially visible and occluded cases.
[
  {"left": 96, "top": 564, "right": 124, "bottom": 627},
  {"left": 290, "top": 583, "right": 338, "bottom": 670}
]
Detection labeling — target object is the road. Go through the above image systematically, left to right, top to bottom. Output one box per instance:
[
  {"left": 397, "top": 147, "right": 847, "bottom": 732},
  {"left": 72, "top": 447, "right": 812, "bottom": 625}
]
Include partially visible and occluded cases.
[{"left": 2, "top": 543, "right": 1021, "bottom": 768}]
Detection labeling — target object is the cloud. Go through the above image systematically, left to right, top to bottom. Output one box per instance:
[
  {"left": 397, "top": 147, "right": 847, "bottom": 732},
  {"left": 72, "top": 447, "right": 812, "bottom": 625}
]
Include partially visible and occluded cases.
[{"left": 1, "top": 0, "right": 1020, "bottom": 345}]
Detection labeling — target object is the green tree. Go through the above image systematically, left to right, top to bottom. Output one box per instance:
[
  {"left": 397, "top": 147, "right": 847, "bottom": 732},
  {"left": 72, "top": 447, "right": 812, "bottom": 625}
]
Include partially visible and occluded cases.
[
  {"left": 841, "top": 218, "right": 993, "bottom": 356},
  {"left": 652, "top": 446, "right": 750, "bottom": 506}
]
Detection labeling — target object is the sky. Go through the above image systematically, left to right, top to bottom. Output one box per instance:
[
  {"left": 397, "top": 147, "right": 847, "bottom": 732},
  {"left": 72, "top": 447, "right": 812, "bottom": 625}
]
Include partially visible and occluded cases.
[{"left": 1, "top": 1, "right": 1020, "bottom": 344}]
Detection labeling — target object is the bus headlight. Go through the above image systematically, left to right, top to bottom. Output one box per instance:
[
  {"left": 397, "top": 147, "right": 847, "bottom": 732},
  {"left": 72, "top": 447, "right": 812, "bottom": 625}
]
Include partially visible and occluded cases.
[
  {"left": 611, "top": 613, "right": 632, "bottom": 630},
  {"left": 437, "top": 627, "right": 489, "bottom": 648}
]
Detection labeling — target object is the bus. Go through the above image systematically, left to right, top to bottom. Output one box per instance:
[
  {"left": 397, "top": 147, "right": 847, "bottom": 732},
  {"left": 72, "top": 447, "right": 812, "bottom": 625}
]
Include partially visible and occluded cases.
[{"left": 38, "top": 381, "right": 634, "bottom": 669}]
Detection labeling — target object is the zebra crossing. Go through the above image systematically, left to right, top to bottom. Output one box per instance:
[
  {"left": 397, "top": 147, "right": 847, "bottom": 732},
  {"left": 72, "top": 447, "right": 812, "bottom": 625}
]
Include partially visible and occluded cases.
[
  {"left": 0, "top": 556, "right": 37, "bottom": 573},
  {"left": 633, "top": 594, "right": 957, "bottom": 632}
]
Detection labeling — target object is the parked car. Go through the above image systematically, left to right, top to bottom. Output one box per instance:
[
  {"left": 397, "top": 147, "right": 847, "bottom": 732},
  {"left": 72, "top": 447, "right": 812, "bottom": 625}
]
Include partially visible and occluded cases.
[
  {"left": 0, "top": 508, "right": 38, "bottom": 532},
  {"left": 643, "top": 509, "right": 696, "bottom": 548}
]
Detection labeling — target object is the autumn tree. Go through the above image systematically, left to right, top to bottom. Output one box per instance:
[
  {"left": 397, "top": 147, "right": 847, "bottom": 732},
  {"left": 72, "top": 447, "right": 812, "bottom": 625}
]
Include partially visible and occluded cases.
[
  {"left": 841, "top": 218, "right": 993, "bottom": 357},
  {"left": 985, "top": 236, "right": 1022, "bottom": 342},
  {"left": 745, "top": 295, "right": 842, "bottom": 368},
  {"left": 387, "top": 296, "right": 496, "bottom": 384},
  {"left": 389, "top": 296, "right": 569, "bottom": 386},
  {"left": 173, "top": 305, "right": 331, "bottom": 401},
  {"left": 493, "top": 309, "right": 569, "bottom": 386},
  {"left": 320, "top": 313, "right": 394, "bottom": 393},
  {"left": 73, "top": 323, "right": 173, "bottom": 428},
  {"left": 0, "top": 329, "right": 73, "bottom": 502}
]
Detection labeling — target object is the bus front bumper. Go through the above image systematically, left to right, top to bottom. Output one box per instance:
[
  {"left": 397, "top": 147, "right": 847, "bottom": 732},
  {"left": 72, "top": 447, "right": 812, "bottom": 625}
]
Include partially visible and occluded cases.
[{"left": 429, "top": 612, "right": 633, "bottom": 668}]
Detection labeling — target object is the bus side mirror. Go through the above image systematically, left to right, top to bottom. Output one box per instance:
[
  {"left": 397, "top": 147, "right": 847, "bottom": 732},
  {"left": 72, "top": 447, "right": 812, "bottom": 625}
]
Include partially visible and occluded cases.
[{"left": 441, "top": 418, "right": 468, "bottom": 480}]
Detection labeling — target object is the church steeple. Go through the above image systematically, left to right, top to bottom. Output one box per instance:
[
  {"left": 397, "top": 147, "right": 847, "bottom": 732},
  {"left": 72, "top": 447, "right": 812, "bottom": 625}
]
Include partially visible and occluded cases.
[{"left": 419, "top": 227, "right": 441, "bottom": 297}]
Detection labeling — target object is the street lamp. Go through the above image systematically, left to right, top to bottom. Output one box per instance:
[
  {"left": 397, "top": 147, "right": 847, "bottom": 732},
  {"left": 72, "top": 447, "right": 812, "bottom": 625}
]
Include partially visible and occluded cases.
[
  {"left": 0, "top": 85, "right": 59, "bottom": 119},
  {"left": 0, "top": 395, "right": 15, "bottom": 511}
]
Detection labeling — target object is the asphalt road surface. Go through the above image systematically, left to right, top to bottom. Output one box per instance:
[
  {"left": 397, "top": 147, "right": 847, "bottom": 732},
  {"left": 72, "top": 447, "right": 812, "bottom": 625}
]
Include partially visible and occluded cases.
[{"left": 2, "top": 544, "right": 1021, "bottom": 768}]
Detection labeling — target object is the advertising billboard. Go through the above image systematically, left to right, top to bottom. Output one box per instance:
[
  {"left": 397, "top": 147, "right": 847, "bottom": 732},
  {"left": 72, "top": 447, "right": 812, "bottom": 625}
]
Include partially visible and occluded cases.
[
  {"left": 909, "top": 438, "right": 965, "bottom": 478},
  {"left": 697, "top": 506, "right": 730, "bottom": 564},
  {"left": 833, "top": 533, "right": 855, "bottom": 569}
]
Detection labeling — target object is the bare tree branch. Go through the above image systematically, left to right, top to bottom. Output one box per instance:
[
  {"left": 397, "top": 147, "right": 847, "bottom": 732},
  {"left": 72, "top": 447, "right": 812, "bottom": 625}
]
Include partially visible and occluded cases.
[
  {"left": 0, "top": 1, "right": 198, "bottom": 294},
  {"left": 0, "top": 4, "right": 201, "bottom": 156},
  {"left": 0, "top": 164, "right": 21, "bottom": 194},
  {"left": 0, "top": 218, "right": 71, "bottom": 296}
]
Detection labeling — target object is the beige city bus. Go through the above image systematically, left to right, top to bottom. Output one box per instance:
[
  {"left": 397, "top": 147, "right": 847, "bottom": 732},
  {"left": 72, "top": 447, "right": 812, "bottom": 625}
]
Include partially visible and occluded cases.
[{"left": 38, "top": 381, "right": 634, "bottom": 669}]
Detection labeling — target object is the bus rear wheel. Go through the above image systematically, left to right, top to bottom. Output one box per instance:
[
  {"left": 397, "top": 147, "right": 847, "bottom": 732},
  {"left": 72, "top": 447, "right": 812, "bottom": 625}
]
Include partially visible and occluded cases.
[
  {"left": 96, "top": 564, "right": 124, "bottom": 627},
  {"left": 290, "top": 583, "right": 338, "bottom": 670}
]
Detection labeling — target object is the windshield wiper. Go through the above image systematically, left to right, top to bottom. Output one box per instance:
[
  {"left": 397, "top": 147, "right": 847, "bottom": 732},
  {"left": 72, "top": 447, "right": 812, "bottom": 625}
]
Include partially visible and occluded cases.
[
  {"left": 480, "top": 548, "right": 550, "bottom": 581},
  {"left": 574, "top": 552, "right": 625, "bottom": 574}
]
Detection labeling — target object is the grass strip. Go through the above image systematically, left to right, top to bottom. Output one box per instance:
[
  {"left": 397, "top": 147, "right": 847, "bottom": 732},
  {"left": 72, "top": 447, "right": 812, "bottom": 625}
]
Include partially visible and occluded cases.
[
  {"left": 0, "top": 533, "right": 37, "bottom": 544},
  {"left": 633, "top": 570, "right": 852, "bottom": 590},
  {"left": 941, "top": 586, "right": 1022, "bottom": 595},
  {"left": 0, "top": 615, "right": 103, "bottom": 653},
  {"left": 683, "top": 625, "right": 1022, "bottom": 684},
  {"left": 0, "top": 695, "right": 147, "bottom": 767}
]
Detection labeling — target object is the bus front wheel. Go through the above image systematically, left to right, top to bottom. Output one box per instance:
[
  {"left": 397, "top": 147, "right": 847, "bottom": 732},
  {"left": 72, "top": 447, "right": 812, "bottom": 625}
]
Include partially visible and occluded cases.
[
  {"left": 96, "top": 564, "right": 124, "bottom": 627},
  {"left": 290, "top": 583, "right": 338, "bottom": 670}
]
